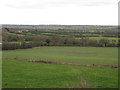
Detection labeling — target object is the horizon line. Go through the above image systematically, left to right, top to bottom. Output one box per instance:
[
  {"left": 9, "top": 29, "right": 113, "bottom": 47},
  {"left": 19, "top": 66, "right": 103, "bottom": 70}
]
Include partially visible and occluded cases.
[{"left": 1, "top": 24, "right": 118, "bottom": 26}]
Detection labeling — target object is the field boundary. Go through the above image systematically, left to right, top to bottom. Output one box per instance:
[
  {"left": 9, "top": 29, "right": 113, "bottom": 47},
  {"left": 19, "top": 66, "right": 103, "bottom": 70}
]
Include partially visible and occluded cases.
[{"left": 3, "top": 58, "right": 119, "bottom": 69}]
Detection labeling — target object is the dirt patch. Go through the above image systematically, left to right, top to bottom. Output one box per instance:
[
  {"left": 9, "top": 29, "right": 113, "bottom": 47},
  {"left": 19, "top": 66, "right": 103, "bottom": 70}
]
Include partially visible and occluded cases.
[{"left": 4, "top": 58, "right": 119, "bottom": 69}]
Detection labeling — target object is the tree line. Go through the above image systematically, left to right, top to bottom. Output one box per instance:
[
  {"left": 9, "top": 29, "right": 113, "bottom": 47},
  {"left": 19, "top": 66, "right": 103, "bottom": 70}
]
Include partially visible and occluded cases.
[
  {"left": 2, "top": 28, "right": 119, "bottom": 50},
  {"left": 2, "top": 36, "right": 119, "bottom": 50}
]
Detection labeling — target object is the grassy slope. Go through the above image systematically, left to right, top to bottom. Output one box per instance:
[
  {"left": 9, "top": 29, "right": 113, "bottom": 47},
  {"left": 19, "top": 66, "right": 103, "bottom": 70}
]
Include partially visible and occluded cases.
[
  {"left": 3, "top": 47, "right": 118, "bottom": 66},
  {"left": 3, "top": 60, "right": 118, "bottom": 88}
]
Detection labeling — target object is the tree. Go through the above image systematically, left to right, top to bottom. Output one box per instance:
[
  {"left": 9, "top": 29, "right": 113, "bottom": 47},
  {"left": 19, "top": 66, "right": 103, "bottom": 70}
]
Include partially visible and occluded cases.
[
  {"left": 99, "top": 38, "right": 109, "bottom": 47},
  {"left": 45, "top": 39, "right": 51, "bottom": 45},
  {"left": 64, "top": 39, "right": 68, "bottom": 44}
]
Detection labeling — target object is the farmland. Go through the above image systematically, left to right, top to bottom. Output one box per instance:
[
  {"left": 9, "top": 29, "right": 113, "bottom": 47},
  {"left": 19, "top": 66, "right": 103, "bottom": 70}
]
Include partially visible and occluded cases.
[
  {"left": 2, "top": 24, "right": 119, "bottom": 88},
  {"left": 2, "top": 25, "right": 120, "bottom": 50},
  {"left": 2, "top": 47, "right": 118, "bottom": 88},
  {"left": 3, "top": 47, "right": 118, "bottom": 66},
  {"left": 3, "top": 59, "right": 118, "bottom": 88}
]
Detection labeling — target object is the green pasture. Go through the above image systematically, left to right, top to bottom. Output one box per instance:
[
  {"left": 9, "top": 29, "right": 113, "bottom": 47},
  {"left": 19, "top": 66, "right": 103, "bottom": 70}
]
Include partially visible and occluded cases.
[
  {"left": 16, "top": 32, "right": 102, "bottom": 37},
  {"left": 22, "top": 32, "right": 71, "bottom": 37},
  {"left": 22, "top": 32, "right": 35, "bottom": 35},
  {"left": 81, "top": 34, "right": 101, "bottom": 36},
  {"left": 75, "top": 37, "right": 119, "bottom": 43},
  {"left": 75, "top": 37, "right": 119, "bottom": 40},
  {"left": 88, "top": 37, "right": 118, "bottom": 41},
  {"left": 89, "top": 37, "right": 119, "bottom": 44},
  {"left": 2, "top": 47, "right": 118, "bottom": 88},
  {"left": 3, "top": 47, "right": 118, "bottom": 66},
  {"left": 2, "top": 59, "right": 118, "bottom": 88}
]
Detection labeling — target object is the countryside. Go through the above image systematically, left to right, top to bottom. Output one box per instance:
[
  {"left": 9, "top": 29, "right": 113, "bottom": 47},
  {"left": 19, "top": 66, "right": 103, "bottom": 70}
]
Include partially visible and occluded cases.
[{"left": 1, "top": 24, "right": 119, "bottom": 88}]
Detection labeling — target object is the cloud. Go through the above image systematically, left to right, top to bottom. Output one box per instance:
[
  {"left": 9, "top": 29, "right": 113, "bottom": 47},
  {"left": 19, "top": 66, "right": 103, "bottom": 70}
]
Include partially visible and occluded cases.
[
  {"left": 0, "top": 0, "right": 118, "bottom": 25},
  {"left": 2, "top": 0, "right": 117, "bottom": 9},
  {"left": 48, "top": 0, "right": 114, "bottom": 6},
  {"left": 80, "top": 2, "right": 114, "bottom": 6}
]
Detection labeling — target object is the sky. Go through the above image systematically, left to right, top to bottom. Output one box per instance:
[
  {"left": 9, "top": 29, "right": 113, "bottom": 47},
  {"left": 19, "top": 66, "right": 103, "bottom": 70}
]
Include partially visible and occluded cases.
[{"left": 0, "top": 0, "right": 119, "bottom": 25}]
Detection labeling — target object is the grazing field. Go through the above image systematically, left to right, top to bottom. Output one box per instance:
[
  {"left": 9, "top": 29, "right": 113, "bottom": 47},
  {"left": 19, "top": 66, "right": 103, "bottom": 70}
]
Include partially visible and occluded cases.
[
  {"left": 2, "top": 24, "right": 119, "bottom": 88},
  {"left": 75, "top": 37, "right": 119, "bottom": 44},
  {"left": 2, "top": 47, "right": 118, "bottom": 88},
  {"left": 3, "top": 47, "right": 118, "bottom": 66},
  {"left": 3, "top": 59, "right": 118, "bottom": 88}
]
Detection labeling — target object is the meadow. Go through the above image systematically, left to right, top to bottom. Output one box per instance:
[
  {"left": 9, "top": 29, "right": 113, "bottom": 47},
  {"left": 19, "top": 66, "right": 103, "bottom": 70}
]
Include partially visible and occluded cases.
[
  {"left": 2, "top": 25, "right": 119, "bottom": 88},
  {"left": 75, "top": 37, "right": 119, "bottom": 44},
  {"left": 2, "top": 47, "right": 118, "bottom": 88},
  {"left": 3, "top": 47, "right": 118, "bottom": 66}
]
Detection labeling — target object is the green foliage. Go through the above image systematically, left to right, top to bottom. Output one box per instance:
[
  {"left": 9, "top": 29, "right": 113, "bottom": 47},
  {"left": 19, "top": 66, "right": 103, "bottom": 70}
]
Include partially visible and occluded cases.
[
  {"left": 99, "top": 38, "right": 109, "bottom": 47},
  {"left": 45, "top": 39, "right": 51, "bottom": 44}
]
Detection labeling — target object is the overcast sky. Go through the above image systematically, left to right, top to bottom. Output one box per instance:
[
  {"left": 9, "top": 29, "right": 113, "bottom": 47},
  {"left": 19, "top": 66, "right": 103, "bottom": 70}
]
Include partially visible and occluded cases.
[{"left": 0, "top": 0, "right": 119, "bottom": 25}]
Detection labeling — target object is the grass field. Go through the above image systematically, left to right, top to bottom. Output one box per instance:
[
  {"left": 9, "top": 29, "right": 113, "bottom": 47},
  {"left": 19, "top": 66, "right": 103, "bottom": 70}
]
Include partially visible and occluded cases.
[
  {"left": 75, "top": 37, "right": 119, "bottom": 44},
  {"left": 88, "top": 37, "right": 118, "bottom": 40},
  {"left": 88, "top": 37, "right": 119, "bottom": 43},
  {"left": 2, "top": 47, "right": 118, "bottom": 88},
  {"left": 3, "top": 47, "right": 118, "bottom": 66},
  {"left": 3, "top": 60, "right": 118, "bottom": 88}
]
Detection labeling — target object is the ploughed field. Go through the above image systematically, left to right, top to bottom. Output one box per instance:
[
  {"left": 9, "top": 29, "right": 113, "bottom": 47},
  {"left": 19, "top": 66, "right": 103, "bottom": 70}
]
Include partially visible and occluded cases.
[{"left": 2, "top": 47, "right": 118, "bottom": 88}]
